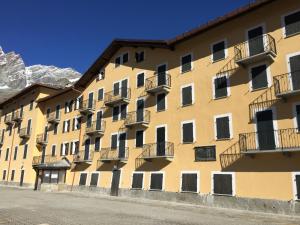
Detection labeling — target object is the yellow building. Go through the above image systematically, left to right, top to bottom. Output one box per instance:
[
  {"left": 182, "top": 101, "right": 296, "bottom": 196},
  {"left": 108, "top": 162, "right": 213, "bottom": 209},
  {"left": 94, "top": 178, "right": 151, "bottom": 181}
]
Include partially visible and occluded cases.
[{"left": 1, "top": 0, "right": 300, "bottom": 214}]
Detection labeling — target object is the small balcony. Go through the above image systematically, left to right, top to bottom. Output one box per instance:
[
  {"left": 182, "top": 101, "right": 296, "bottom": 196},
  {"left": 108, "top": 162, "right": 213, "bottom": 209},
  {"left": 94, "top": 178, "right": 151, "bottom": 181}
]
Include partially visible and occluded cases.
[
  {"left": 234, "top": 34, "right": 277, "bottom": 66},
  {"left": 274, "top": 71, "right": 300, "bottom": 98},
  {"left": 145, "top": 73, "right": 171, "bottom": 94},
  {"left": 104, "top": 88, "right": 131, "bottom": 107},
  {"left": 78, "top": 99, "right": 96, "bottom": 114},
  {"left": 12, "top": 110, "right": 23, "bottom": 122},
  {"left": 124, "top": 110, "right": 150, "bottom": 128},
  {"left": 47, "top": 112, "right": 60, "bottom": 124},
  {"left": 4, "top": 115, "right": 13, "bottom": 126},
  {"left": 85, "top": 120, "right": 106, "bottom": 136},
  {"left": 19, "top": 128, "right": 31, "bottom": 139},
  {"left": 239, "top": 128, "right": 300, "bottom": 154},
  {"left": 36, "top": 133, "right": 48, "bottom": 146},
  {"left": 138, "top": 142, "right": 174, "bottom": 161},
  {"left": 98, "top": 147, "right": 129, "bottom": 163},
  {"left": 73, "top": 150, "right": 94, "bottom": 163},
  {"left": 32, "top": 155, "right": 59, "bottom": 166}
]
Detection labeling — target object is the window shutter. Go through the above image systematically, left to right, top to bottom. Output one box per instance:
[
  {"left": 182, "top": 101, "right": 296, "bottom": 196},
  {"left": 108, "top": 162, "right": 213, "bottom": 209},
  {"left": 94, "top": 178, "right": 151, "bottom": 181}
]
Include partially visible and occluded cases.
[
  {"left": 284, "top": 11, "right": 300, "bottom": 36},
  {"left": 212, "top": 41, "right": 225, "bottom": 61},
  {"left": 123, "top": 53, "right": 128, "bottom": 63},
  {"left": 181, "top": 55, "right": 192, "bottom": 72},
  {"left": 251, "top": 65, "right": 268, "bottom": 90},
  {"left": 214, "top": 76, "right": 228, "bottom": 98},
  {"left": 113, "top": 82, "right": 120, "bottom": 96},
  {"left": 182, "top": 86, "right": 192, "bottom": 106},
  {"left": 157, "top": 93, "right": 166, "bottom": 111},
  {"left": 120, "top": 104, "right": 127, "bottom": 119},
  {"left": 113, "top": 106, "right": 120, "bottom": 121},
  {"left": 216, "top": 117, "right": 230, "bottom": 139},
  {"left": 72, "top": 118, "right": 75, "bottom": 131},
  {"left": 67, "top": 120, "right": 70, "bottom": 132},
  {"left": 62, "top": 121, "right": 65, "bottom": 133},
  {"left": 182, "top": 122, "right": 194, "bottom": 143},
  {"left": 135, "top": 130, "right": 144, "bottom": 148},
  {"left": 111, "top": 134, "right": 118, "bottom": 149},
  {"left": 95, "top": 137, "right": 100, "bottom": 151},
  {"left": 70, "top": 142, "right": 74, "bottom": 154},
  {"left": 65, "top": 143, "right": 69, "bottom": 155},
  {"left": 60, "top": 144, "right": 63, "bottom": 156},
  {"left": 90, "top": 173, "right": 99, "bottom": 186},
  {"left": 132, "top": 173, "right": 143, "bottom": 189},
  {"left": 150, "top": 173, "right": 163, "bottom": 190},
  {"left": 182, "top": 173, "right": 197, "bottom": 192},
  {"left": 213, "top": 174, "right": 232, "bottom": 195},
  {"left": 296, "top": 175, "right": 300, "bottom": 200}
]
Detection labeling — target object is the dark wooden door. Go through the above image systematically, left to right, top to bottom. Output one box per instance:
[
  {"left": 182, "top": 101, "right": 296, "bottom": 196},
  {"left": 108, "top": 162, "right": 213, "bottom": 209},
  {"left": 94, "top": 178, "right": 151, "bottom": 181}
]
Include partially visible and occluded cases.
[
  {"left": 248, "top": 26, "right": 264, "bottom": 56},
  {"left": 290, "top": 55, "right": 300, "bottom": 90},
  {"left": 157, "top": 64, "right": 167, "bottom": 86},
  {"left": 136, "top": 99, "right": 144, "bottom": 122},
  {"left": 256, "top": 110, "right": 275, "bottom": 150},
  {"left": 156, "top": 127, "right": 166, "bottom": 156},
  {"left": 118, "top": 133, "right": 126, "bottom": 158},
  {"left": 84, "top": 139, "right": 90, "bottom": 160},
  {"left": 111, "top": 169, "right": 121, "bottom": 196},
  {"left": 20, "top": 170, "right": 25, "bottom": 186}
]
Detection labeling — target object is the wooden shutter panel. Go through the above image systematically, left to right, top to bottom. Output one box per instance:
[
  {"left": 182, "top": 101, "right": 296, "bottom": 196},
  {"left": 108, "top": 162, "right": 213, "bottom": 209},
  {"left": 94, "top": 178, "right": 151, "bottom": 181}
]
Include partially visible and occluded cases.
[
  {"left": 284, "top": 11, "right": 300, "bottom": 36},
  {"left": 213, "top": 41, "right": 225, "bottom": 61},
  {"left": 181, "top": 55, "right": 192, "bottom": 72},
  {"left": 251, "top": 65, "right": 268, "bottom": 90},
  {"left": 214, "top": 76, "right": 228, "bottom": 98},
  {"left": 113, "top": 82, "right": 120, "bottom": 96},
  {"left": 182, "top": 86, "right": 192, "bottom": 106},
  {"left": 157, "top": 93, "right": 166, "bottom": 111},
  {"left": 120, "top": 104, "right": 127, "bottom": 119},
  {"left": 113, "top": 107, "right": 120, "bottom": 121},
  {"left": 216, "top": 117, "right": 230, "bottom": 139},
  {"left": 183, "top": 123, "right": 194, "bottom": 143},
  {"left": 111, "top": 134, "right": 118, "bottom": 149},
  {"left": 60, "top": 144, "right": 63, "bottom": 156},
  {"left": 90, "top": 173, "right": 99, "bottom": 186},
  {"left": 132, "top": 173, "right": 143, "bottom": 189},
  {"left": 182, "top": 173, "right": 197, "bottom": 192},
  {"left": 150, "top": 174, "right": 163, "bottom": 190},
  {"left": 213, "top": 174, "right": 232, "bottom": 195},
  {"left": 296, "top": 175, "right": 300, "bottom": 200}
]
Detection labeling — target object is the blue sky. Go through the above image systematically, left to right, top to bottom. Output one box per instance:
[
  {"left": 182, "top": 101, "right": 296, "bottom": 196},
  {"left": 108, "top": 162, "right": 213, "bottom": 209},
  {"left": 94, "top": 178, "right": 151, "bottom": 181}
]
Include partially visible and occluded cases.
[{"left": 0, "top": 0, "right": 249, "bottom": 73}]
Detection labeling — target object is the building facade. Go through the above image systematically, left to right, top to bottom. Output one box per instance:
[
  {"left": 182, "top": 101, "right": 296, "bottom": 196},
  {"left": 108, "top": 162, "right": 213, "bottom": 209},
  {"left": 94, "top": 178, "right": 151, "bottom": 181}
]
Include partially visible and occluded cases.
[{"left": 0, "top": 0, "right": 300, "bottom": 214}]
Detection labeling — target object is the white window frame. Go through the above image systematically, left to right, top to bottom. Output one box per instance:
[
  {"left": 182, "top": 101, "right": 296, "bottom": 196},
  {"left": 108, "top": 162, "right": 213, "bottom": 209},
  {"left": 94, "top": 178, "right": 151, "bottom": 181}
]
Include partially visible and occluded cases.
[
  {"left": 281, "top": 9, "right": 300, "bottom": 38},
  {"left": 245, "top": 23, "right": 266, "bottom": 55},
  {"left": 210, "top": 39, "right": 228, "bottom": 63},
  {"left": 286, "top": 51, "right": 300, "bottom": 92},
  {"left": 114, "top": 52, "right": 129, "bottom": 68},
  {"left": 180, "top": 53, "right": 193, "bottom": 74},
  {"left": 248, "top": 62, "right": 272, "bottom": 91},
  {"left": 136, "top": 71, "right": 146, "bottom": 88},
  {"left": 212, "top": 73, "right": 231, "bottom": 99},
  {"left": 180, "top": 83, "right": 195, "bottom": 106},
  {"left": 98, "top": 87, "right": 105, "bottom": 101},
  {"left": 156, "top": 92, "right": 167, "bottom": 112},
  {"left": 75, "top": 96, "right": 82, "bottom": 110},
  {"left": 292, "top": 102, "right": 300, "bottom": 130},
  {"left": 214, "top": 113, "right": 233, "bottom": 140},
  {"left": 74, "top": 116, "right": 81, "bottom": 131},
  {"left": 181, "top": 120, "right": 196, "bottom": 143},
  {"left": 155, "top": 124, "right": 168, "bottom": 143},
  {"left": 135, "top": 129, "right": 145, "bottom": 148},
  {"left": 71, "top": 140, "right": 79, "bottom": 155},
  {"left": 62, "top": 142, "right": 69, "bottom": 156},
  {"left": 51, "top": 144, "right": 56, "bottom": 156},
  {"left": 89, "top": 171, "right": 100, "bottom": 187},
  {"left": 131, "top": 171, "right": 145, "bottom": 190},
  {"left": 149, "top": 171, "right": 165, "bottom": 191},
  {"left": 180, "top": 171, "right": 200, "bottom": 193},
  {"left": 211, "top": 171, "right": 236, "bottom": 196},
  {"left": 79, "top": 172, "right": 88, "bottom": 186},
  {"left": 292, "top": 172, "right": 300, "bottom": 200}
]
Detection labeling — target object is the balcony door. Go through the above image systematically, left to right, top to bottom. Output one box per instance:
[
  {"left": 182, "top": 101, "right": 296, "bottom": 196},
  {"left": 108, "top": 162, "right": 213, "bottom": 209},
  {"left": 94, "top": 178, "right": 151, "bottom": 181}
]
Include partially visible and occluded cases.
[
  {"left": 248, "top": 26, "right": 264, "bottom": 56},
  {"left": 289, "top": 54, "right": 300, "bottom": 91},
  {"left": 157, "top": 64, "right": 167, "bottom": 86},
  {"left": 121, "top": 79, "right": 128, "bottom": 98},
  {"left": 88, "top": 92, "right": 94, "bottom": 109},
  {"left": 136, "top": 99, "right": 144, "bottom": 122},
  {"left": 55, "top": 105, "right": 60, "bottom": 119},
  {"left": 256, "top": 110, "right": 275, "bottom": 150},
  {"left": 96, "top": 111, "right": 103, "bottom": 130},
  {"left": 27, "top": 119, "right": 32, "bottom": 135},
  {"left": 44, "top": 126, "right": 48, "bottom": 142},
  {"left": 156, "top": 126, "right": 166, "bottom": 156},
  {"left": 118, "top": 133, "right": 126, "bottom": 159},
  {"left": 84, "top": 139, "right": 90, "bottom": 160},
  {"left": 41, "top": 146, "right": 46, "bottom": 164},
  {"left": 110, "top": 169, "right": 121, "bottom": 196},
  {"left": 20, "top": 170, "right": 25, "bottom": 187}
]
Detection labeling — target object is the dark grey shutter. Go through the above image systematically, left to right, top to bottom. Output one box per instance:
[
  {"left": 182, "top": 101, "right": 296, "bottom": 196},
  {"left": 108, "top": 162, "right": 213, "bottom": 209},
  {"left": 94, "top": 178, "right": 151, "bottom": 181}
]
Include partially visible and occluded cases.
[
  {"left": 284, "top": 11, "right": 300, "bottom": 36},
  {"left": 213, "top": 41, "right": 225, "bottom": 61},
  {"left": 122, "top": 53, "right": 128, "bottom": 63},
  {"left": 181, "top": 54, "right": 192, "bottom": 73},
  {"left": 290, "top": 55, "right": 300, "bottom": 90},
  {"left": 115, "top": 57, "right": 121, "bottom": 67},
  {"left": 251, "top": 64, "right": 268, "bottom": 90},
  {"left": 137, "top": 73, "right": 145, "bottom": 87},
  {"left": 214, "top": 76, "right": 228, "bottom": 98},
  {"left": 113, "top": 82, "right": 120, "bottom": 96},
  {"left": 182, "top": 86, "right": 192, "bottom": 106},
  {"left": 98, "top": 89, "right": 104, "bottom": 101},
  {"left": 157, "top": 93, "right": 166, "bottom": 111},
  {"left": 65, "top": 102, "right": 68, "bottom": 113},
  {"left": 120, "top": 104, "right": 127, "bottom": 119},
  {"left": 296, "top": 105, "right": 300, "bottom": 132},
  {"left": 113, "top": 106, "right": 120, "bottom": 121},
  {"left": 216, "top": 117, "right": 230, "bottom": 139},
  {"left": 72, "top": 118, "right": 75, "bottom": 131},
  {"left": 62, "top": 121, "right": 65, "bottom": 133},
  {"left": 183, "top": 123, "right": 194, "bottom": 143},
  {"left": 135, "top": 130, "right": 144, "bottom": 148},
  {"left": 111, "top": 134, "right": 118, "bottom": 149},
  {"left": 95, "top": 137, "right": 100, "bottom": 151},
  {"left": 65, "top": 143, "right": 69, "bottom": 155},
  {"left": 23, "top": 144, "right": 28, "bottom": 159},
  {"left": 60, "top": 144, "right": 63, "bottom": 156},
  {"left": 51, "top": 145, "right": 56, "bottom": 156},
  {"left": 195, "top": 146, "right": 216, "bottom": 161},
  {"left": 13, "top": 147, "right": 17, "bottom": 160},
  {"left": 5, "top": 148, "right": 9, "bottom": 161},
  {"left": 2, "top": 170, "right": 6, "bottom": 180},
  {"left": 79, "top": 173, "right": 87, "bottom": 186},
  {"left": 90, "top": 173, "right": 99, "bottom": 186},
  {"left": 132, "top": 173, "right": 143, "bottom": 189},
  {"left": 150, "top": 173, "right": 163, "bottom": 190},
  {"left": 182, "top": 173, "right": 197, "bottom": 192},
  {"left": 213, "top": 174, "right": 233, "bottom": 195},
  {"left": 296, "top": 175, "right": 300, "bottom": 200}
]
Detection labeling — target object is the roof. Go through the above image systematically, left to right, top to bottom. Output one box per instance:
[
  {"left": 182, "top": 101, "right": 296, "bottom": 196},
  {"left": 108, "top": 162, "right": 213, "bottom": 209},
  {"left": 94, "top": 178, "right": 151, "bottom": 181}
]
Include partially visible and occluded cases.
[
  {"left": 75, "top": 0, "right": 275, "bottom": 88},
  {"left": 0, "top": 83, "right": 63, "bottom": 108},
  {"left": 37, "top": 86, "right": 76, "bottom": 103}
]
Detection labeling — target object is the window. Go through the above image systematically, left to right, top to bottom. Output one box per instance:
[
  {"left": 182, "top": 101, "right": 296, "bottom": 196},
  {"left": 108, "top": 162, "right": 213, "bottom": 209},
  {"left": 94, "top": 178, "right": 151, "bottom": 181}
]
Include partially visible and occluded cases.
[
  {"left": 283, "top": 10, "right": 300, "bottom": 37},
  {"left": 212, "top": 41, "right": 226, "bottom": 62},
  {"left": 135, "top": 51, "right": 144, "bottom": 63},
  {"left": 115, "top": 53, "right": 129, "bottom": 67},
  {"left": 123, "top": 53, "right": 129, "bottom": 63},
  {"left": 181, "top": 54, "right": 192, "bottom": 73},
  {"left": 115, "top": 56, "right": 121, "bottom": 68},
  {"left": 250, "top": 64, "right": 268, "bottom": 90},
  {"left": 97, "top": 70, "right": 105, "bottom": 81},
  {"left": 137, "top": 72, "right": 145, "bottom": 88},
  {"left": 213, "top": 76, "right": 229, "bottom": 99},
  {"left": 181, "top": 84, "right": 193, "bottom": 106},
  {"left": 98, "top": 88, "right": 104, "bottom": 101},
  {"left": 156, "top": 93, "right": 166, "bottom": 112},
  {"left": 29, "top": 100, "right": 34, "bottom": 111},
  {"left": 65, "top": 102, "right": 69, "bottom": 113},
  {"left": 112, "top": 104, "right": 127, "bottom": 121},
  {"left": 120, "top": 104, "right": 127, "bottom": 120},
  {"left": 113, "top": 106, "right": 120, "bottom": 121},
  {"left": 46, "top": 108, "right": 51, "bottom": 118},
  {"left": 215, "top": 114, "right": 232, "bottom": 140},
  {"left": 63, "top": 120, "right": 70, "bottom": 133},
  {"left": 182, "top": 121, "right": 195, "bottom": 143},
  {"left": 54, "top": 124, "right": 58, "bottom": 135},
  {"left": 9, "top": 127, "right": 12, "bottom": 136},
  {"left": 135, "top": 130, "right": 144, "bottom": 148},
  {"left": 111, "top": 134, "right": 118, "bottom": 149},
  {"left": 95, "top": 137, "right": 101, "bottom": 152},
  {"left": 60, "top": 143, "right": 69, "bottom": 156},
  {"left": 51, "top": 145, "right": 56, "bottom": 156},
  {"left": 13, "top": 146, "right": 18, "bottom": 160},
  {"left": 194, "top": 146, "right": 216, "bottom": 161},
  {"left": 5, "top": 148, "right": 9, "bottom": 161},
  {"left": 2, "top": 170, "right": 6, "bottom": 180},
  {"left": 11, "top": 170, "right": 15, "bottom": 181},
  {"left": 132, "top": 172, "right": 143, "bottom": 189},
  {"left": 181, "top": 172, "right": 198, "bottom": 193},
  {"left": 212, "top": 172, "right": 234, "bottom": 196},
  {"left": 294, "top": 172, "right": 300, "bottom": 200},
  {"left": 79, "top": 173, "right": 87, "bottom": 186},
  {"left": 90, "top": 173, "right": 99, "bottom": 186},
  {"left": 150, "top": 173, "right": 163, "bottom": 191}
]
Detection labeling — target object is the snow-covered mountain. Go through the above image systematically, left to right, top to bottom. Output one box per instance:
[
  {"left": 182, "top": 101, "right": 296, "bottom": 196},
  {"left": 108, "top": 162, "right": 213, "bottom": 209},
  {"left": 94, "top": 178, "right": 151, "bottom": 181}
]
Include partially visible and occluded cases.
[{"left": 0, "top": 47, "right": 81, "bottom": 102}]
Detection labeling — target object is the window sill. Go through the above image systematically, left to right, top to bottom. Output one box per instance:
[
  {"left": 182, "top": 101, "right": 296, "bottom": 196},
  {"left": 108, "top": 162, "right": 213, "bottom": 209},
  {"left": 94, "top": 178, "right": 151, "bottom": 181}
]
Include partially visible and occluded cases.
[
  {"left": 284, "top": 31, "right": 300, "bottom": 39},
  {"left": 211, "top": 57, "right": 226, "bottom": 64},
  {"left": 180, "top": 68, "right": 193, "bottom": 74},
  {"left": 250, "top": 86, "right": 268, "bottom": 92},
  {"left": 213, "top": 95, "right": 229, "bottom": 100},
  {"left": 181, "top": 103, "right": 194, "bottom": 108},
  {"left": 156, "top": 109, "right": 166, "bottom": 113},
  {"left": 215, "top": 138, "right": 232, "bottom": 141},
  {"left": 182, "top": 142, "right": 196, "bottom": 144},
  {"left": 195, "top": 159, "right": 216, "bottom": 162},
  {"left": 130, "top": 188, "right": 143, "bottom": 190},
  {"left": 149, "top": 189, "right": 163, "bottom": 192},
  {"left": 212, "top": 193, "right": 234, "bottom": 197}
]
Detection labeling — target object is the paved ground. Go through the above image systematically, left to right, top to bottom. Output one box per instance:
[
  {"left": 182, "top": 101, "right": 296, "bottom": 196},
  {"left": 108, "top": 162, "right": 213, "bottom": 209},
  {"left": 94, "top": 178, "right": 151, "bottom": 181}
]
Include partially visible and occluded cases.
[{"left": 0, "top": 187, "right": 299, "bottom": 225}]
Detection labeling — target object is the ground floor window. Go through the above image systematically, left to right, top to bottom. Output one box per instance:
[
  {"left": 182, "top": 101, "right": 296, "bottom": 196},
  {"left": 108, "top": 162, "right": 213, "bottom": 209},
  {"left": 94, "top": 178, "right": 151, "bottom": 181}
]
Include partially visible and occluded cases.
[
  {"left": 2, "top": 170, "right": 6, "bottom": 180},
  {"left": 10, "top": 170, "right": 15, "bottom": 181},
  {"left": 42, "top": 170, "right": 66, "bottom": 184},
  {"left": 131, "top": 172, "right": 144, "bottom": 189},
  {"left": 150, "top": 172, "right": 163, "bottom": 191},
  {"left": 181, "top": 172, "right": 198, "bottom": 193},
  {"left": 212, "top": 172, "right": 234, "bottom": 196},
  {"left": 79, "top": 173, "right": 87, "bottom": 186},
  {"left": 90, "top": 173, "right": 99, "bottom": 187},
  {"left": 294, "top": 173, "right": 300, "bottom": 200}
]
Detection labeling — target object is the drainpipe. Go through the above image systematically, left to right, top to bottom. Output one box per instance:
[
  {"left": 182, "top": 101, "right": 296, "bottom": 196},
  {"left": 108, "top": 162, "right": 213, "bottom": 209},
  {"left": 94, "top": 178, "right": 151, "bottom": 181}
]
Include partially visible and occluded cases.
[{"left": 6, "top": 123, "right": 16, "bottom": 183}]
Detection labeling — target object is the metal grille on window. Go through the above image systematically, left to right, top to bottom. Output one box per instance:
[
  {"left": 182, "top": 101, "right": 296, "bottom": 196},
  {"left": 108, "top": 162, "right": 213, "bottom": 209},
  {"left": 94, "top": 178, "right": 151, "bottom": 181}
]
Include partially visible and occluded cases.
[{"left": 194, "top": 146, "right": 216, "bottom": 161}]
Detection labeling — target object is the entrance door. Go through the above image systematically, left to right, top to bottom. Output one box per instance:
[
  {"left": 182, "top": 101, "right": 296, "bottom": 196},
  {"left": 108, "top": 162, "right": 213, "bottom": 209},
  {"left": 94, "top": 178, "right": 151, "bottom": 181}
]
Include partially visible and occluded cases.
[
  {"left": 248, "top": 26, "right": 264, "bottom": 56},
  {"left": 290, "top": 55, "right": 300, "bottom": 90},
  {"left": 157, "top": 64, "right": 167, "bottom": 86},
  {"left": 121, "top": 79, "right": 128, "bottom": 98},
  {"left": 88, "top": 92, "right": 94, "bottom": 109},
  {"left": 136, "top": 99, "right": 144, "bottom": 122},
  {"left": 256, "top": 110, "right": 275, "bottom": 150},
  {"left": 96, "top": 111, "right": 103, "bottom": 130},
  {"left": 156, "top": 127, "right": 166, "bottom": 156},
  {"left": 118, "top": 133, "right": 126, "bottom": 159},
  {"left": 84, "top": 139, "right": 90, "bottom": 160},
  {"left": 110, "top": 169, "right": 121, "bottom": 196},
  {"left": 20, "top": 170, "right": 25, "bottom": 186}
]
